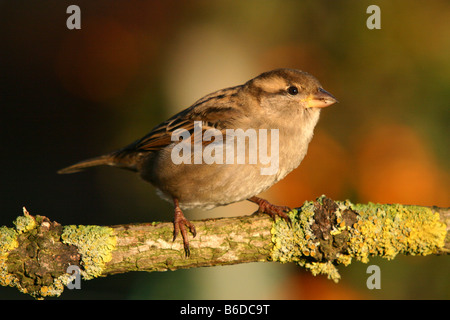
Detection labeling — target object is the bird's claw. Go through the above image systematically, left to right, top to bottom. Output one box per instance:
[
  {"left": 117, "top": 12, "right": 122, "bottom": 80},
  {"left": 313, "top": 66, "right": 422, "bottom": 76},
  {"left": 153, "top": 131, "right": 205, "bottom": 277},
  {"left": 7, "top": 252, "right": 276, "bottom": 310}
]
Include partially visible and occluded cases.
[
  {"left": 249, "top": 196, "right": 292, "bottom": 226},
  {"left": 173, "top": 205, "right": 196, "bottom": 257}
]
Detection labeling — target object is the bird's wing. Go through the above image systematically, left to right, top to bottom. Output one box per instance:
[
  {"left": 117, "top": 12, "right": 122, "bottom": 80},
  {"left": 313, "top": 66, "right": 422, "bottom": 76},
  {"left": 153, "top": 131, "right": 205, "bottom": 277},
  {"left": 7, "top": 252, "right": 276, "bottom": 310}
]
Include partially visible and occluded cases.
[{"left": 114, "top": 86, "right": 244, "bottom": 155}]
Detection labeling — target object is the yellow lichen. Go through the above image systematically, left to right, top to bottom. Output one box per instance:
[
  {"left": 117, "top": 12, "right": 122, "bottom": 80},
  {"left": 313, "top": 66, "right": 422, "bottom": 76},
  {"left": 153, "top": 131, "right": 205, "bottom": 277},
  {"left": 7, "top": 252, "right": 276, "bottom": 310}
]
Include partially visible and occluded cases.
[
  {"left": 270, "top": 196, "right": 447, "bottom": 282},
  {"left": 270, "top": 200, "right": 341, "bottom": 281},
  {"left": 348, "top": 203, "right": 446, "bottom": 263},
  {"left": 270, "top": 204, "right": 316, "bottom": 263},
  {"left": 13, "top": 208, "right": 37, "bottom": 234},
  {"left": 1, "top": 211, "right": 74, "bottom": 298},
  {"left": 1, "top": 211, "right": 118, "bottom": 298},
  {"left": 0, "top": 225, "right": 19, "bottom": 289},
  {"left": 61, "top": 225, "right": 117, "bottom": 280},
  {"left": 0, "top": 227, "right": 18, "bottom": 255},
  {"left": 336, "top": 253, "right": 352, "bottom": 266},
  {"left": 305, "top": 261, "right": 341, "bottom": 282},
  {"left": 38, "top": 279, "right": 66, "bottom": 298}
]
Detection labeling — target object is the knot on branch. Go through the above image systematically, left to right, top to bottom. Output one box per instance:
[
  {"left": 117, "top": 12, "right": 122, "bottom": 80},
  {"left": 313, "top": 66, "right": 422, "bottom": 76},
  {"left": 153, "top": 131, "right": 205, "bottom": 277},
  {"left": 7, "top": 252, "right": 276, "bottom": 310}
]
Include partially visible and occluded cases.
[
  {"left": 310, "top": 196, "right": 359, "bottom": 262},
  {"left": 0, "top": 208, "right": 116, "bottom": 299},
  {"left": 0, "top": 209, "right": 81, "bottom": 298}
]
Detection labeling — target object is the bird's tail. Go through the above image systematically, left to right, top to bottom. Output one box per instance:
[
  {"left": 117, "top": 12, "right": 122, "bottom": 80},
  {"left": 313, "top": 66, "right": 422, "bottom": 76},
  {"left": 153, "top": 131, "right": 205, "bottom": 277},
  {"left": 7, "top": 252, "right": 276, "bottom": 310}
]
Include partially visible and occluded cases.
[{"left": 57, "top": 155, "right": 116, "bottom": 174}]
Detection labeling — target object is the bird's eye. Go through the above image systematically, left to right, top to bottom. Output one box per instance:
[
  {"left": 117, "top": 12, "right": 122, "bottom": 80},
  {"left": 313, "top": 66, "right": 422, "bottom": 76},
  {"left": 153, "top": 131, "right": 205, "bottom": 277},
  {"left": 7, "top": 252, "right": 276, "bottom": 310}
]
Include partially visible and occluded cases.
[{"left": 287, "top": 86, "right": 298, "bottom": 95}]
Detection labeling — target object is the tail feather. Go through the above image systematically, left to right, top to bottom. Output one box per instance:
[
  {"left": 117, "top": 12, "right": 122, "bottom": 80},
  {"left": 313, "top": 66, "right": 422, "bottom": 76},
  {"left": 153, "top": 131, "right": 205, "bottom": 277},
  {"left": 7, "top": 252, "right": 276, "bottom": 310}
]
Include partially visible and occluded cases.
[{"left": 57, "top": 155, "right": 115, "bottom": 174}]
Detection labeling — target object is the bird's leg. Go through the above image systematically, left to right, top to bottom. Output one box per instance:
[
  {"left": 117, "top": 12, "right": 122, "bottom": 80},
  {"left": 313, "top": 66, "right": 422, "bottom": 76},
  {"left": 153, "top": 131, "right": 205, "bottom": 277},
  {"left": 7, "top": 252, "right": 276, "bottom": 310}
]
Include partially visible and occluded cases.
[
  {"left": 248, "top": 196, "right": 291, "bottom": 224},
  {"left": 172, "top": 198, "right": 196, "bottom": 257}
]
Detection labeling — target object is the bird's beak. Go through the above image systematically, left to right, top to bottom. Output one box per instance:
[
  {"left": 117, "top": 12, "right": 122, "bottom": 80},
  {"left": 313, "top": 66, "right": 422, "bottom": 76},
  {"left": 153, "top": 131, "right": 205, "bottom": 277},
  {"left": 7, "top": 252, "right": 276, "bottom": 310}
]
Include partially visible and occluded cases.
[{"left": 306, "top": 87, "right": 338, "bottom": 108}]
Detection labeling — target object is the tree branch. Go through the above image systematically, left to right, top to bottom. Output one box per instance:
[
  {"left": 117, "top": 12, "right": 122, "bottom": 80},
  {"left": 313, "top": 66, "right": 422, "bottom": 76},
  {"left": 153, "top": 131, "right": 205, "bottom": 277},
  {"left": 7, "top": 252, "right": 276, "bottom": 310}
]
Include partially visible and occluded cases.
[{"left": 0, "top": 196, "right": 448, "bottom": 299}]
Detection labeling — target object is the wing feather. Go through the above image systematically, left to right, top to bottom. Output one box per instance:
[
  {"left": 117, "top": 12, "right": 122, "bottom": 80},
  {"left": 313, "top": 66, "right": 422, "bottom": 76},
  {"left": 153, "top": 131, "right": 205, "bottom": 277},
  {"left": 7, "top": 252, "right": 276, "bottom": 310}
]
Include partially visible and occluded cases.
[{"left": 114, "top": 85, "right": 244, "bottom": 156}]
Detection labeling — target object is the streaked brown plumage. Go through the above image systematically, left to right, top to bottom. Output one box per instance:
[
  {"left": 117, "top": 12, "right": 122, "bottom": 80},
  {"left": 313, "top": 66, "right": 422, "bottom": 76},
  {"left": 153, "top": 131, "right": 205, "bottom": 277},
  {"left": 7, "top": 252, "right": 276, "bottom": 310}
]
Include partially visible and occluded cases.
[{"left": 58, "top": 68, "right": 337, "bottom": 256}]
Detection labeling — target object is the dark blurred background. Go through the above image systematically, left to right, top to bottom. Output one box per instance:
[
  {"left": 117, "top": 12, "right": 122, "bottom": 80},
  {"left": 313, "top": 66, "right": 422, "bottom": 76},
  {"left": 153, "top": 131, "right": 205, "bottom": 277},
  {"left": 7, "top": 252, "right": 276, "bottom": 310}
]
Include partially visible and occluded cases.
[{"left": 1, "top": 0, "right": 448, "bottom": 299}]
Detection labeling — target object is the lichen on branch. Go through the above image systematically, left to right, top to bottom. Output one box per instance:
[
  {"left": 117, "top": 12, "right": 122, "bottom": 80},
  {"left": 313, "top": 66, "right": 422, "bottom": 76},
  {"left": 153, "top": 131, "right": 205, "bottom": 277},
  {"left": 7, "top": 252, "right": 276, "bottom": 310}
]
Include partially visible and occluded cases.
[
  {"left": 0, "top": 196, "right": 448, "bottom": 299},
  {"left": 270, "top": 196, "right": 447, "bottom": 282},
  {"left": 0, "top": 208, "right": 116, "bottom": 298}
]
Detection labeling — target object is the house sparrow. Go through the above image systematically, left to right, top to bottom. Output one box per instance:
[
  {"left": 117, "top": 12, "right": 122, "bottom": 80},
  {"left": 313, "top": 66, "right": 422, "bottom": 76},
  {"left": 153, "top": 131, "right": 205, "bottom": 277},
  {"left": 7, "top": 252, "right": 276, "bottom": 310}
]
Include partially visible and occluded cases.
[{"left": 58, "top": 68, "right": 337, "bottom": 256}]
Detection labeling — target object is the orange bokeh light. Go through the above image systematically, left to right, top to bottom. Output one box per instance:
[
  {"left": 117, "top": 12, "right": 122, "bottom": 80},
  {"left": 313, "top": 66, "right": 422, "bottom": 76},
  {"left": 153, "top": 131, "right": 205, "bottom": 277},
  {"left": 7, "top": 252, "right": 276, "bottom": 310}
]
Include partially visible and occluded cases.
[{"left": 354, "top": 124, "right": 449, "bottom": 207}]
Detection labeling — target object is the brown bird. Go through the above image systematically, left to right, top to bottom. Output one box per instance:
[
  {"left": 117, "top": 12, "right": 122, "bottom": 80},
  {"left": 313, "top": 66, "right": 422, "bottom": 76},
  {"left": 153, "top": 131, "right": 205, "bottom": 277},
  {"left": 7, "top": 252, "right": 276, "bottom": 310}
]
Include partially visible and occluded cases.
[{"left": 58, "top": 68, "right": 337, "bottom": 256}]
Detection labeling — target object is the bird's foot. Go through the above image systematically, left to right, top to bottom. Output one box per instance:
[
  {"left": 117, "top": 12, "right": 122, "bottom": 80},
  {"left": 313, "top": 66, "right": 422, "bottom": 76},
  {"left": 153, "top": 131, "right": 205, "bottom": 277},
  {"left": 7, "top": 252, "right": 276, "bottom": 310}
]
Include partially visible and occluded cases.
[
  {"left": 248, "top": 196, "right": 291, "bottom": 225},
  {"left": 173, "top": 199, "right": 196, "bottom": 257}
]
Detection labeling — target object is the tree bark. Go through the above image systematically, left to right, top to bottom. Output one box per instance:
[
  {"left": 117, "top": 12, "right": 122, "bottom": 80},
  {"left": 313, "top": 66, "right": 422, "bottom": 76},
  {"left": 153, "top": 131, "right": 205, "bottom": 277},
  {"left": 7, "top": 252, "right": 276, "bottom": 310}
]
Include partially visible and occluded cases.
[
  {"left": 0, "top": 196, "right": 448, "bottom": 299},
  {"left": 106, "top": 214, "right": 273, "bottom": 275}
]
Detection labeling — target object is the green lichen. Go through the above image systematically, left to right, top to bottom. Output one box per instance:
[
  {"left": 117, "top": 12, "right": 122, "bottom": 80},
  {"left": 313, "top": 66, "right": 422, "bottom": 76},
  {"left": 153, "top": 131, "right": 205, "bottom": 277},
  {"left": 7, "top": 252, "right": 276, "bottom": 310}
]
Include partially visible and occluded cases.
[
  {"left": 270, "top": 196, "right": 447, "bottom": 283},
  {"left": 270, "top": 199, "right": 341, "bottom": 282},
  {"left": 270, "top": 203, "right": 315, "bottom": 262},
  {"left": 0, "top": 208, "right": 36, "bottom": 257},
  {"left": 13, "top": 208, "right": 37, "bottom": 234},
  {"left": 0, "top": 210, "right": 38, "bottom": 293},
  {"left": 0, "top": 211, "right": 73, "bottom": 298},
  {"left": 1, "top": 211, "right": 117, "bottom": 298},
  {"left": 61, "top": 225, "right": 117, "bottom": 280},
  {"left": 0, "top": 226, "right": 18, "bottom": 255}
]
